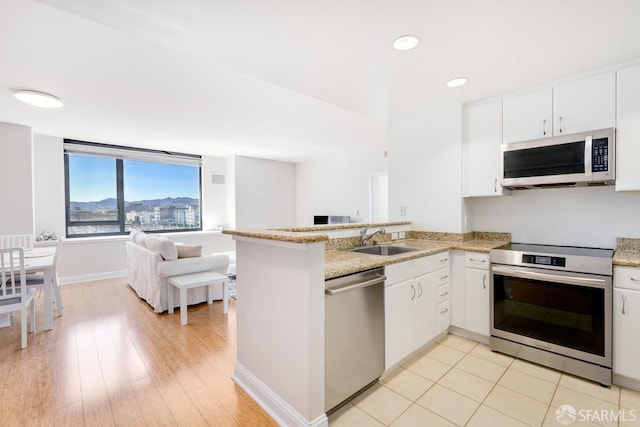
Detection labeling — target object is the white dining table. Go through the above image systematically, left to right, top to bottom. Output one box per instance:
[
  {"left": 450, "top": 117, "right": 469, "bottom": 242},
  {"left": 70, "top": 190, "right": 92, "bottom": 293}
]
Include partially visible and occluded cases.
[{"left": 21, "top": 247, "right": 57, "bottom": 330}]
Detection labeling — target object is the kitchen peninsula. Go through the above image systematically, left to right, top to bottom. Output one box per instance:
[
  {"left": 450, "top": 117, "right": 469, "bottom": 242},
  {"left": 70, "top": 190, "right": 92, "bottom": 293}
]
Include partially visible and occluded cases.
[{"left": 223, "top": 223, "right": 509, "bottom": 426}]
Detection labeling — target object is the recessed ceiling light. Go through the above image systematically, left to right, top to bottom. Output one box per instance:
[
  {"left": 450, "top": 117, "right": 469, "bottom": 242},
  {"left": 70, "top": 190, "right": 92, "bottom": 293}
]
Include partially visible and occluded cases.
[
  {"left": 393, "top": 35, "right": 419, "bottom": 51},
  {"left": 446, "top": 77, "right": 468, "bottom": 88},
  {"left": 14, "top": 90, "right": 63, "bottom": 108}
]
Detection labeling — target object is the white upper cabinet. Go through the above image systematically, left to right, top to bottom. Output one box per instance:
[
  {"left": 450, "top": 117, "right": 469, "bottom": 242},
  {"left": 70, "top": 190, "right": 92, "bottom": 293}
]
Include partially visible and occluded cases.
[
  {"left": 616, "top": 64, "right": 640, "bottom": 191},
  {"left": 502, "top": 71, "right": 616, "bottom": 144},
  {"left": 553, "top": 71, "right": 616, "bottom": 135},
  {"left": 503, "top": 87, "right": 552, "bottom": 144},
  {"left": 463, "top": 99, "right": 509, "bottom": 197}
]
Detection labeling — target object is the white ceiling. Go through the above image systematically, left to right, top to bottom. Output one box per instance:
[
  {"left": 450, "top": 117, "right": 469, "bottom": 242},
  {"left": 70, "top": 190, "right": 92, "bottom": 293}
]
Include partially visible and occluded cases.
[{"left": 2, "top": 0, "right": 640, "bottom": 162}]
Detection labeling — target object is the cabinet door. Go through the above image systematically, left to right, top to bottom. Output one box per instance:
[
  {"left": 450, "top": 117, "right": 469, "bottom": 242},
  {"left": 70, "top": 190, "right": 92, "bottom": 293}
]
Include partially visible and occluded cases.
[
  {"left": 616, "top": 65, "right": 640, "bottom": 191},
  {"left": 553, "top": 71, "right": 615, "bottom": 135},
  {"left": 503, "top": 87, "right": 552, "bottom": 143},
  {"left": 463, "top": 100, "right": 507, "bottom": 197},
  {"left": 450, "top": 251, "right": 466, "bottom": 328},
  {"left": 464, "top": 268, "right": 490, "bottom": 336},
  {"left": 414, "top": 273, "right": 438, "bottom": 349},
  {"left": 385, "top": 279, "right": 415, "bottom": 368},
  {"left": 613, "top": 288, "right": 640, "bottom": 380}
]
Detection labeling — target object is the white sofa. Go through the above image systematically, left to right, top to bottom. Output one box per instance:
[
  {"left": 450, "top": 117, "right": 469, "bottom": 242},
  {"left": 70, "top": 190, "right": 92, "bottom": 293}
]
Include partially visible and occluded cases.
[{"left": 126, "top": 231, "right": 229, "bottom": 313}]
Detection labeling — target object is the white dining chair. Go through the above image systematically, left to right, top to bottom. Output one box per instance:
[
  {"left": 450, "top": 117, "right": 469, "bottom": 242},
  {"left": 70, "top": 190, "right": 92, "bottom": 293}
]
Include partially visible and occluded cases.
[
  {"left": 0, "top": 234, "right": 34, "bottom": 250},
  {"left": 24, "top": 239, "right": 64, "bottom": 316},
  {"left": 0, "top": 247, "right": 37, "bottom": 348}
]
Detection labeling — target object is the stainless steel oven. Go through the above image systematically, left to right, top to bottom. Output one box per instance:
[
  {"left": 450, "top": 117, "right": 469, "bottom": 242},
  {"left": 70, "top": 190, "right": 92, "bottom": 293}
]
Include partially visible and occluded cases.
[{"left": 490, "top": 243, "right": 613, "bottom": 385}]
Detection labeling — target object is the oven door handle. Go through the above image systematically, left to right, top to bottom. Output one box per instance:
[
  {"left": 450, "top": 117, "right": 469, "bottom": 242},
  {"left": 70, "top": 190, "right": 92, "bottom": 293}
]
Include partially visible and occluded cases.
[{"left": 491, "top": 265, "right": 607, "bottom": 288}]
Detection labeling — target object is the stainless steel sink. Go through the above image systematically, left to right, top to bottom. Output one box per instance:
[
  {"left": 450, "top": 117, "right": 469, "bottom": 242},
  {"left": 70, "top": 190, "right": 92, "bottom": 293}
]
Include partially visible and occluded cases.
[{"left": 350, "top": 245, "right": 419, "bottom": 256}]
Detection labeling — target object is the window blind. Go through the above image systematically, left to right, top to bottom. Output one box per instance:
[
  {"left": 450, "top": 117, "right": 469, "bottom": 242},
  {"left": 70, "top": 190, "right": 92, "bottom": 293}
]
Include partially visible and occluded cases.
[{"left": 63, "top": 139, "right": 201, "bottom": 167}]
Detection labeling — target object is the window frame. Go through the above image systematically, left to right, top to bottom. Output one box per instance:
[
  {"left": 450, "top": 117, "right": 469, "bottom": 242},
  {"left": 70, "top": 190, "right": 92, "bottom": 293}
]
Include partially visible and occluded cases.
[{"left": 64, "top": 140, "right": 203, "bottom": 238}]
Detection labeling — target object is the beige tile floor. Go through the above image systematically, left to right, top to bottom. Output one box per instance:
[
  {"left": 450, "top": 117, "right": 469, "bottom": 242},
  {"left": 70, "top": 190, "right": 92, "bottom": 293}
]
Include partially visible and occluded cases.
[{"left": 329, "top": 334, "right": 640, "bottom": 427}]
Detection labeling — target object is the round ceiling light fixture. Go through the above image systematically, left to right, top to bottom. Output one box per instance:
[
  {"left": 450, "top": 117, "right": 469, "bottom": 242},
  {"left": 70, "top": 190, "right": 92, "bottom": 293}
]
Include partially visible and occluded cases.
[
  {"left": 393, "top": 35, "right": 419, "bottom": 51},
  {"left": 446, "top": 77, "right": 469, "bottom": 88},
  {"left": 14, "top": 90, "right": 64, "bottom": 108}
]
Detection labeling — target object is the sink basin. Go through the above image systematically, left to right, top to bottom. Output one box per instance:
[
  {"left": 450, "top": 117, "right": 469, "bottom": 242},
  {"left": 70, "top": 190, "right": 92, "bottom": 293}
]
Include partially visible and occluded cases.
[{"left": 350, "top": 245, "right": 419, "bottom": 256}]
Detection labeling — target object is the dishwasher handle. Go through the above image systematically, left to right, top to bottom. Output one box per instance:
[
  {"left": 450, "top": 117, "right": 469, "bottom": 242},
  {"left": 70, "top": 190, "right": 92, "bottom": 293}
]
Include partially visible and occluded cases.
[{"left": 325, "top": 274, "right": 386, "bottom": 296}]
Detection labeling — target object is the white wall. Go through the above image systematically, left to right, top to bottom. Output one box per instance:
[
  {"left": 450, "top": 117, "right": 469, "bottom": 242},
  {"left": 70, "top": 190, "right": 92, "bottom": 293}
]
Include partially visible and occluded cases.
[
  {"left": 388, "top": 105, "right": 465, "bottom": 232},
  {"left": 0, "top": 122, "right": 34, "bottom": 235},
  {"left": 33, "top": 134, "right": 66, "bottom": 237},
  {"left": 296, "top": 150, "right": 388, "bottom": 225},
  {"left": 201, "top": 155, "right": 229, "bottom": 230},
  {"left": 233, "top": 156, "right": 296, "bottom": 228},
  {"left": 470, "top": 186, "right": 640, "bottom": 249}
]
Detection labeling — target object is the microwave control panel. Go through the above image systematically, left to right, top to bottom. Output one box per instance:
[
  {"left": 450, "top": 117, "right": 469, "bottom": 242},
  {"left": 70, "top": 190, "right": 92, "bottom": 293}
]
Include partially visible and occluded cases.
[{"left": 592, "top": 137, "right": 609, "bottom": 172}]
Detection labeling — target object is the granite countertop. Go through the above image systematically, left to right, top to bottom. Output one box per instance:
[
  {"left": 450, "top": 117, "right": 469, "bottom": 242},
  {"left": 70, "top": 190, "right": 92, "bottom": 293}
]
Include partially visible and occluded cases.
[
  {"left": 222, "top": 229, "right": 328, "bottom": 244},
  {"left": 612, "top": 237, "right": 640, "bottom": 268},
  {"left": 325, "top": 238, "right": 508, "bottom": 279},
  {"left": 613, "top": 250, "right": 640, "bottom": 268}
]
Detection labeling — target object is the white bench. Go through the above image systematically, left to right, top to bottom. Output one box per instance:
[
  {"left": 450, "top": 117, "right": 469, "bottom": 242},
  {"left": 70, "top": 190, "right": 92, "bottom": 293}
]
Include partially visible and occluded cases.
[{"left": 167, "top": 270, "right": 229, "bottom": 325}]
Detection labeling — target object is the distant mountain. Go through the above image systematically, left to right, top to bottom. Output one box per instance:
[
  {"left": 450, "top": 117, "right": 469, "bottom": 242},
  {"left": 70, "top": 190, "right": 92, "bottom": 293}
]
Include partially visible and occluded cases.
[{"left": 70, "top": 197, "right": 198, "bottom": 211}]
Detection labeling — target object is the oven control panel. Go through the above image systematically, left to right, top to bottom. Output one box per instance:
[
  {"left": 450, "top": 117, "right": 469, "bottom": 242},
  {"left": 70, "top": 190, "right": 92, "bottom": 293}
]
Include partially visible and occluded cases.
[{"left": 522, "top": 254, "right": 566, "bottom": 267}]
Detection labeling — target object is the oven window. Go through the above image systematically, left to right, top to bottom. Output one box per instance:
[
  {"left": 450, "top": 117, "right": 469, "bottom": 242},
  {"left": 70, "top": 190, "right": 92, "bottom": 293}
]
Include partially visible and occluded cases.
[
  {"left": 503, "top": 141, "right": 585, "bottom": 178},
  {"left": 493, "top": 274, "right": 605, "bottom": 356}
]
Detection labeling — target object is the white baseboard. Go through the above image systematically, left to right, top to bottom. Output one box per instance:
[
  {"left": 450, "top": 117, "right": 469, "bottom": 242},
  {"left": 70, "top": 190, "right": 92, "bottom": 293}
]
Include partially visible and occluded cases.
[
  {"left": 59, "top": 269, "right": 127, "bottom": 285},
  {"left": 232, "top": 362, "right": 328, "bottom": 427}
]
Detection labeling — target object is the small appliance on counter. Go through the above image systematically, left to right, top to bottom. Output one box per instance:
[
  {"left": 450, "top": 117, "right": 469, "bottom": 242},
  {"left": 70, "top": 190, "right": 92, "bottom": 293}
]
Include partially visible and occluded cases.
[{"left": 313, "top": 215, "right": 350, "bottom": 225}]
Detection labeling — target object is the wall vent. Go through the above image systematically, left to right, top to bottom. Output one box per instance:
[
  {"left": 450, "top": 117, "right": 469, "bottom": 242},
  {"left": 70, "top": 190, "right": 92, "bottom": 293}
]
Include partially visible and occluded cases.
[{"left": 211, "top": 174, "right": 226, "bottom": 185}]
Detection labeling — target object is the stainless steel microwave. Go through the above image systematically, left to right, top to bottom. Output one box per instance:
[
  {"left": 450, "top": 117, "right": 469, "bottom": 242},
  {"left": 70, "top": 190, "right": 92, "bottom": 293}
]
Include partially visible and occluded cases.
[{"left": 501, "top": 127, "right": 615, "bottom": 189}]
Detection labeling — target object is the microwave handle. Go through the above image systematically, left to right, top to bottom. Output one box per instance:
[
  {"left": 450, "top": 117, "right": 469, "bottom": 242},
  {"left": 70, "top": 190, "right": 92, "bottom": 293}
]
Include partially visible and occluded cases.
[{"left": 584, "top": 135, "right": 592, "bottom": 178}]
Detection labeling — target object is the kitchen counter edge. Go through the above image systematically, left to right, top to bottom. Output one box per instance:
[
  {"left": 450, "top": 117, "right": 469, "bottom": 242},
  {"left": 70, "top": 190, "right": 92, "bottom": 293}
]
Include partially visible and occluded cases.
[{"left": 325, "top": 239, "right": 507, "bottom": 280}]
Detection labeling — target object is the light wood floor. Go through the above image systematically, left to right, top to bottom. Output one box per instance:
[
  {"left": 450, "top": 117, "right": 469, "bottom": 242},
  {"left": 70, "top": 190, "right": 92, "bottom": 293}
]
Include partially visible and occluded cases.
[{"left": 0, "top": 278, "right": 276, "bottom": 426}]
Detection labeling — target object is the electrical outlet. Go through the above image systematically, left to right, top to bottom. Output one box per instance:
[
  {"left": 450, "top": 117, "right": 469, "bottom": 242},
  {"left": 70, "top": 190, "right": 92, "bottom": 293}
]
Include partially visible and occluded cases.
[
  {"left": 399, "top": 206, "right": 407, "bottom": 216},
  {"left": 355, "top": 209, "right": 360, "bottom": 216},
  {"left": 399, "top": 231, "right": 406, "bottom": 239}
]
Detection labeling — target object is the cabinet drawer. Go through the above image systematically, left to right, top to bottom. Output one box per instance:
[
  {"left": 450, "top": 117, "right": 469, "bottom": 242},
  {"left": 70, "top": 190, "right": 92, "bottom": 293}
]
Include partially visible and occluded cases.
[
  {"left": 465, "top": 252, "right": 490, "bottom": 270},
  {"left": 614, "top": 266, "right": 640, "bottom": 291},
  {"left": 437, "top": 284, "right": 450, "bottom": 304},
  {"left": 438, "top": 300, "right": 450, "bottom": 333}
]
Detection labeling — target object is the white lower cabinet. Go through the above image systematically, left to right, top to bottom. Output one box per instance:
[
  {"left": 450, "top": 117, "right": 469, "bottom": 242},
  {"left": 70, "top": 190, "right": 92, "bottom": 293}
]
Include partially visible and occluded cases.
[
  {"left": 385, "top": 252, "right": 449, "bottom": 369},
  {"left": 463, "top": 252, "right": 491, "bottom": 337},
  {"left": 613, "top": 266, "right": 640, "bottom": 386}
]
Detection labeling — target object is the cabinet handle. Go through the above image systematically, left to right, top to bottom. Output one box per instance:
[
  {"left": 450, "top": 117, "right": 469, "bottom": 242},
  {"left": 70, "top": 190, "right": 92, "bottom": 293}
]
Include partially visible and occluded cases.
[
  {"left": 558, "top": 116, "right": 563, "bottom": 133},
  {"left": 543, "top": 119, "right": 547, "bottom": 136},
  {"left": 494, "top": 178, "right": 497, "bottom": 193},
  {"left": 440, "top": 258, "right": 449, "bottom": 263},
  {"left": 470, "top": 258, "right": 486, "bottom": 264},
  {"left": 482, "top": 274, "right": 486, "bottom": 289},
  {"left": 440, "top": 275, "right": 448, "bottom": 280},
  {"left": 631, "top": 277, "right": 639, "bottom": 282},
  {"left": 417, "top": 283, "right": 423, "bottom": 298},
  {"left": 411, "top": 284, "right": 415, "bottom": 301},
  {"left": 440, "top": 291, "right": 449, "bottom": 297},
  {"left": 622, "top": 294, "right": 627, "bottom": 314},
  {"left": 440, "top": 308, "right": 449, "bottom": 314}
]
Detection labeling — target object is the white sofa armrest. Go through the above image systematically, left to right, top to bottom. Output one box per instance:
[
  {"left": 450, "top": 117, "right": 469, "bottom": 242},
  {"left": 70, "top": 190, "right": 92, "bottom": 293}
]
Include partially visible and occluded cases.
[{"left": 158, "top": 254, "right": 229, "bottom": 277}]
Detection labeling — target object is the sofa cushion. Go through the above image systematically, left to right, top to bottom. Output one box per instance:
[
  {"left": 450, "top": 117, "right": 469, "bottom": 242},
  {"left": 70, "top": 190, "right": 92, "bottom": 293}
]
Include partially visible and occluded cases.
[
  {"left": 130, "top": 230, "right": 141, "bottom": 242},
  {"left": 133, "top": 231, "right": 148, "bottom": 248},
  {"left": 145, "top": 236, "right": 178, "bottom": 260},
  {"left": 177, "top": 245, "right": 202, "bottom": 258},
  {"left": 159, "top": 254, "right": 229, "bottom": 277}
]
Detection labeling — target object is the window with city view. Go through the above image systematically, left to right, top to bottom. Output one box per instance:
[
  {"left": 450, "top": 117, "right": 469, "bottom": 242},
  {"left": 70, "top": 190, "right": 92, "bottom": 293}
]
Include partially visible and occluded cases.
[{"left": 64, "top": 140, "right": 202, "bottom": 237}]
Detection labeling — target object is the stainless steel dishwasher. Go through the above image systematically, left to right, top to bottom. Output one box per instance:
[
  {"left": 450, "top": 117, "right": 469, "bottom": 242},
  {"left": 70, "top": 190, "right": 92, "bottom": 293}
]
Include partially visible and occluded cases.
[{"left": 325, "top": 267, "right": 385, "bottom": 413}]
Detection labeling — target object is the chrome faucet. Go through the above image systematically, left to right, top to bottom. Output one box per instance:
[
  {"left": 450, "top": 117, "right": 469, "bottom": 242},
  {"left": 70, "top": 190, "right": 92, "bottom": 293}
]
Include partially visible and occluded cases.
[{"left": 360, "top": 226, "right": 386, "bottom": 247}]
